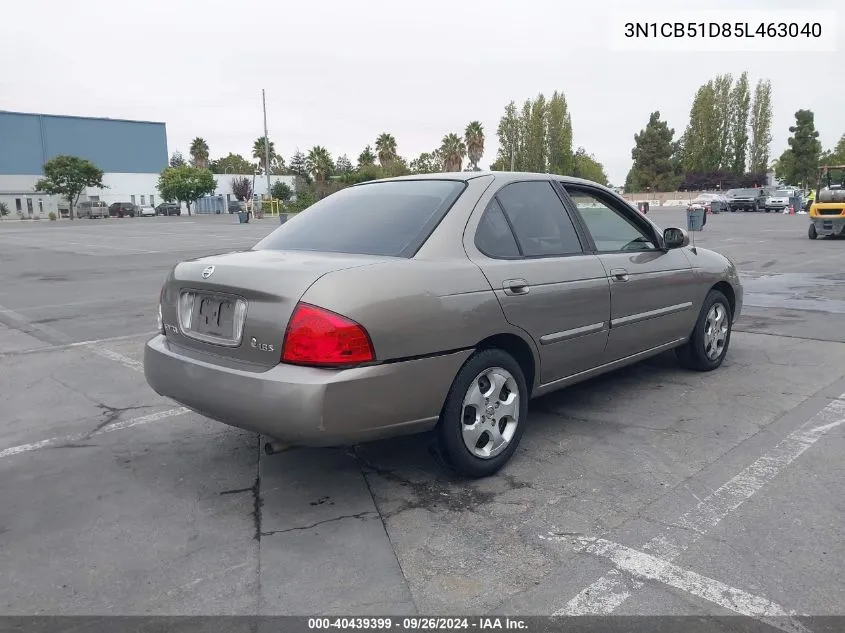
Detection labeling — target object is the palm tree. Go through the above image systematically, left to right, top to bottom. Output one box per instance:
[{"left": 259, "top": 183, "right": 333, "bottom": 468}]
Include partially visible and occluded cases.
[
  {"left": 464, "top": 122, "right": 484, "bottom": 171},
  {"left": 375, "top": 133, "right": 398, "bottom": 166},
  {"left": 440, "top": 133, "right": 467, "bottom": 172},
  {"left": 252, "top": 136, "right": 276, "bottom": 173},
  {"left": 189, "top": 137, "right": 210, "bottom": 169},
  {"left": 357, "top": 145, "right": 376, "bottom": 168},
  {"left": 306, "top": 146, "right": 334, "bottom": 181}
]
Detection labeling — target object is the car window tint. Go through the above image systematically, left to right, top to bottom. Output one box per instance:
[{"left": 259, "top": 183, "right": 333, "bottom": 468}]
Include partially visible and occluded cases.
[
  {"left": 254, "top": 180, "right": 465, "bottom": 257},
  {"left": 495, "top": 181, "right": 582, "bottom": 257},
  {"left": 563, "top": 187, "right": 657, "bottom": 252},
  {"left": 475, "top": 199, "right": 520, "bottom": 258}
]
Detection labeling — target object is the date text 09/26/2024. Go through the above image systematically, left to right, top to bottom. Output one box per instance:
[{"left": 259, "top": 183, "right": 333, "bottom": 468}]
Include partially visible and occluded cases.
[
  {"left": 624, "top": 22, "right": 822, "bottom": 38},
  {"left": 308, "top": 618, "right": 527, "bottom": 630}
]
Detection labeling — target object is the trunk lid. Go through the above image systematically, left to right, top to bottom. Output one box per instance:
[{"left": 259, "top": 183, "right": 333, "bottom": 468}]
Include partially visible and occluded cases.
[{"left": 160, "top": 249, "right": 384, "bottom": 368}]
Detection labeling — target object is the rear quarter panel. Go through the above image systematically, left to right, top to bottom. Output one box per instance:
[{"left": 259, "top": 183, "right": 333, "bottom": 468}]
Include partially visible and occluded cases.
[{"left": 300, "top": 258, "right": 530, "bottom": 362}]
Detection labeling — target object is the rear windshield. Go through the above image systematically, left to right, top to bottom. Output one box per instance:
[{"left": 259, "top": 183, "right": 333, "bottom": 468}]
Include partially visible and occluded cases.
[
  {"left": 254, "top": 180, "right": 466, "bottom": 257},
  {"left": 732, "top": 189, "right": 758, "bottom": 196}
]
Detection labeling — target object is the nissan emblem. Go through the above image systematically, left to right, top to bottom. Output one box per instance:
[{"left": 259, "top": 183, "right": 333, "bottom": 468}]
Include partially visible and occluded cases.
[{"left": 202, "top": 265, "right": 215, "bottom": 279}]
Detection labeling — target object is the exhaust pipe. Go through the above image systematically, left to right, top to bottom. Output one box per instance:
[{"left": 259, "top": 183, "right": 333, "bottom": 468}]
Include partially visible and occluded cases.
[{"left": 264, "top": 440, "right": 292, "bottom": 455}]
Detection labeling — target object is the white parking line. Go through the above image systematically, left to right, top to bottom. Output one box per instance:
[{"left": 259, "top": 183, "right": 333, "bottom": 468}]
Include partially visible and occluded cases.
[
  {"left": 89, "top": 347, "right": 145, "bottom": 373},
  {"left": 549, "top": 395, "right": 845, "bottom": 619},
  {"left": 0, "top": 407, "right": 190, "bottom": 461},
  {"left": 547, "top": 536, "right": 810, "bottom": 633}
]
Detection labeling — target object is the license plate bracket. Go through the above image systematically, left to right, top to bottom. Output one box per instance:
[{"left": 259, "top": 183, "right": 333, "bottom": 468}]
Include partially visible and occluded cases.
[{"left": 193, "top": 294, "right": 236, "bottom": 339}]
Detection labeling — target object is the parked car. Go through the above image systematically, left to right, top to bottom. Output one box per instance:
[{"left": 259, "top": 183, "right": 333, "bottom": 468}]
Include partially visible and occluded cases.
[
  {"left": 144, "top": 172, "right": 743, "bottom": 478},
  {"left": 726, "top": 188, "right": 766, "bottom": 212},
  {"left": 763, "top": 189, "right": 796, "bottom": 213},
  {"left": 688, "top": 193, "right": 727, "bottom": 215},
  {"left": 76, "top": 200, "right": 109, "bottom": 219},
  {"left": 228, "top": 200, "right": 247, "bottom": 214},
  {"left": 109, "top": 202, "right": 137, "bottom": 218},
  {"left": 156, "top": 203, "right": 181, "bottom": 216},
  {"left": 138, "top": 205, "right": 156, "bottom": 217}
]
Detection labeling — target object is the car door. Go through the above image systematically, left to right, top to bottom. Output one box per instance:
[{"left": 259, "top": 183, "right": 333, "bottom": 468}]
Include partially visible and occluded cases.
[
  {"left": 466, "top": 179, "right": 611, "bottom": 385},
  {"left": 557, "top": 183, "right": 698, "bottom": 363}
]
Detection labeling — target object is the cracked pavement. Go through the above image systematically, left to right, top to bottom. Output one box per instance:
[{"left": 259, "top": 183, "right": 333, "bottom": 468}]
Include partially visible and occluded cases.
[{"left": 0, "top": 212, "right": 843, "bottom": 619}]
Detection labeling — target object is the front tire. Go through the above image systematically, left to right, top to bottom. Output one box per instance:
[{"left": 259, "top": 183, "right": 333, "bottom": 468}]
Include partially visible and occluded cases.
[
  {"left": 808, "top": 224, "right": 817, "bottom": 240},
  {"left": 676, "top": 289, "right": 732, "bottom": 372},
  {"left": 433, "top": 349, "right": 528, "bottom": 478}
]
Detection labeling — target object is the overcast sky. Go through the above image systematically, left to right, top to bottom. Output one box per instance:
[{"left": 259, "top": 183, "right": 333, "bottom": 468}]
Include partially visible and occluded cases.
[{"left": 1, "top": 0, "right": 840, "bottom": 184}]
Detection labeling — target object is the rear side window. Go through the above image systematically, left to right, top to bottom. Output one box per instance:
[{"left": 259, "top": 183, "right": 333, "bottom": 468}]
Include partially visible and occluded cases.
[
  {"left": 255, "top": 180, "right": 466, "bottom": 257},
  {"left": 495, "top": 181, "right": 583, "bottom": 257},
  {"left": 475, "top": 200, "right": 520, "bottom": 258}
]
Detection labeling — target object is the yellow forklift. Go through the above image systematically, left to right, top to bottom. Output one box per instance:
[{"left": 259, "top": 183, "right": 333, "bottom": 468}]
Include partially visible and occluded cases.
[{"left": 808, "top": 165, "right": 845, "bottom": 239}]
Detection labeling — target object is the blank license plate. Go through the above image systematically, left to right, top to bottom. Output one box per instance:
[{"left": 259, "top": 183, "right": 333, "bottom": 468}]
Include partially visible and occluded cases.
[{"left": 193, "top": 294, "right": 236, "bottom": 338}]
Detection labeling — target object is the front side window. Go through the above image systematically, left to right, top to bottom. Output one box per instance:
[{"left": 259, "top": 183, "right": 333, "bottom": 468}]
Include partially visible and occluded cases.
[
  {"left": 255, "top": 179, "right": 466, "bottom": 257},
  {"left": 494, "top": 181, "right": 583, "bottom": 257},
  {"left": 563, "top": 187, "right": 657, "bottom": 252}
]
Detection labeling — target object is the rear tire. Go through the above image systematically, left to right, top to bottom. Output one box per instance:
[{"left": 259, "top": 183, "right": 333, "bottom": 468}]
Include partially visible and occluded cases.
[
  {"left": 808, "top": 224, "right": 817, "bottom": 240},
  {"left": 676, "top": 289, "right": 732, "bottom": 372},
  {"left": 433, "top": 349, "right": 528, "bottom": 478}
]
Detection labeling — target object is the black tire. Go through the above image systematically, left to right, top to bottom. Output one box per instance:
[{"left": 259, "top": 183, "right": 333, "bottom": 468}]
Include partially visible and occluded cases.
[
  {"left": 808, "top": 224, "right": 817, "bottom": 240},
  {"left": 676, "top": 289, "right": 732, "bottom": 372},
  {"left": 433, "top": 348, "right": 529, "bottom": 478}
]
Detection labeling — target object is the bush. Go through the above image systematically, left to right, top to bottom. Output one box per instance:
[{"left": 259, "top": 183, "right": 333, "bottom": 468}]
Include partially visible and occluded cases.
[
  {"left": 0, "top": 202, "right": 9, "bottom": 218},
  {"left": 49, "top": 212, "right": 57, "bottom": 221}
]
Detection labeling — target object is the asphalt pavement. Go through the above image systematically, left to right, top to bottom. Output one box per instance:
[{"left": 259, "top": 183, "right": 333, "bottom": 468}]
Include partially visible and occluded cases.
[{"left": 0, "top": 210, "right": 843, "bottom": 628}]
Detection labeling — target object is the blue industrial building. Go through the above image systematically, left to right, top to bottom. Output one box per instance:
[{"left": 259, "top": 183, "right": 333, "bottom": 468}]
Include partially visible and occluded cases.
[{"left": 0, "top": 110, "right": 168, "bottom": 175}]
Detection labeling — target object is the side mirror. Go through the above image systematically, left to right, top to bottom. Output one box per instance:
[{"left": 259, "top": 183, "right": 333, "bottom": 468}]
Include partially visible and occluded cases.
[{"left": 663, "top": 227, "right": 690, "bottom": 249}]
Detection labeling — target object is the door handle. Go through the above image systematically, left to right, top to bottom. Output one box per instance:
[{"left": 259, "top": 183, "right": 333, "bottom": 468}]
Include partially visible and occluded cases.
[
  {"left": 609, "top": 268, "right": 629, "bottom": 282},
  {"left": 503, "top": 278, "right": 530, "bottom": 296}
]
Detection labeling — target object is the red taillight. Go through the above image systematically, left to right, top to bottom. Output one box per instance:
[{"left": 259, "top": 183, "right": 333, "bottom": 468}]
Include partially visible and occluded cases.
[{"left": 281, "top": 303, "right": 375, "bottom": 367}]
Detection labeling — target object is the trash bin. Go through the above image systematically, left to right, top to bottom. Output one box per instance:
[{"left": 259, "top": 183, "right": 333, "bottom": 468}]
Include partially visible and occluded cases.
[
  {"left": 710, "top": 200, "right": 723, "bottom": 215},
  {"left": 637, "top": 201, "right": 650, "bottom": 214},
  {"left": 687, "top": 207, "right": 705, "bottom": 231},
  {"left": 238, "top": 212, "right": 249, "bottom": 224}
]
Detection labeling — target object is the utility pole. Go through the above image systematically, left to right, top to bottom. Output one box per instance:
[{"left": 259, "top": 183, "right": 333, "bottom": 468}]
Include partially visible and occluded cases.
[{"left": 262, "top": 89, "right": 271, "bottom": 200}]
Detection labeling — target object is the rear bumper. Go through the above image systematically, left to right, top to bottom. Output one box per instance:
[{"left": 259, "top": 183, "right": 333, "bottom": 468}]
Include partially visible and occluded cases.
[
  {"left": 811, "top": 217, "right": 845, "bottom": 236},
  {"left": 144, "top": 335, "right": 471, "bottom": 446}
]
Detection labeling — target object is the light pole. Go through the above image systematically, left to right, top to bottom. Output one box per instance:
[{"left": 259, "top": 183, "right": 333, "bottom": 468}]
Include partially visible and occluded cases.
[{"left": 262, "top": 89, "right": 271, "bottom": 200}]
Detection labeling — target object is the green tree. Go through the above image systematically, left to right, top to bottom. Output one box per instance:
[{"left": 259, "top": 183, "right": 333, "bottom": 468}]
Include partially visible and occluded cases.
[
  {"left": 729, "top": 72, "right": 750, "bottom": 174},
  {"left": 712, "top": 74, "right": 734, "bottom": 170},
  {"left": 749, "top": 79, "right": 773, "bottom": 173},
  {"left": 682, "top": 81, "right": 720, "bottom": 173},
  {"left": 546, "top": 90, "right": 573, "bottom": 175},
  {"left": 524, "top": 94, "right": 548, "bottom": 172},
  {"left": 494, "top": 100, "right": 520, "bottom": 170},
  {"left": 782, "top": 109, "right": 822, "bottom": 187},
  {"left": 625, "top": 111, "right": 679, "bottom": 192},
  {"left": 464, "top": 121, "right": 485, "bottom": 171},
  {"left": 375, "top": 133, "right": 398, "bottom": 166},
  {"left": 440, "top": 133, "right": 467, "bottom": 172},
  {"left": 821, "top": 133, "right": 845, "bottom": 164},
  {"left": 252, "top": 136, "right": 276, "bottom": 174},
  {"left": 189, "top": 137, "right": 210, "bottom": 169},
  {"left": 357, "top": 145, "right": 376, "bottom": 168},
  {"left": 306, "top": 146, "right": 334, "bottom": 181},
  {"left": 572, "top": 147, "right": 608, "bottom": 185},
  {"left": 773, "top": 148, "right": 796, "bottom": 184},
  {"left": 288, "top": 150, "right": 309, "bottom": 182},
  {"left": 409, "top": 150, "right": 443, "bottom": 174},
  {"left": 169, "top": 151, "right": 186, "bottom": 167},
  {"left": 210, "top": 153, "right": 255, "bottom": 174},
  {"left": 335, "top": 154, "right": 354, "bottom": 175},
  {"left": 34, "top": 155, "right": 105, "bottom": 220},
  {"left": 269, "top": 156, "right": 287, "bottom": 175},
  {"left": 157, "top": 165, "right": 215, "bottom": 216},
  {"left": 270, "top": 180, "right": 293, "bottom": 202},
  {"left": 0, "top": 201, "right": 11, "bottom": 219}
]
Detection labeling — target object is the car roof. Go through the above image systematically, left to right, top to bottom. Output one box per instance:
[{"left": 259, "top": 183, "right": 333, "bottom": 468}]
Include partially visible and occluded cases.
[{"left": 359, "top": 170, "right": 618, "bottom": 193}]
